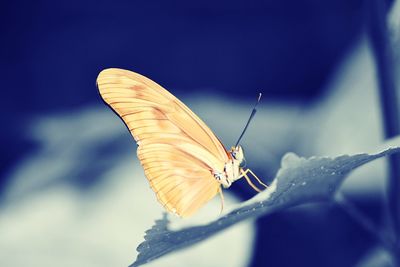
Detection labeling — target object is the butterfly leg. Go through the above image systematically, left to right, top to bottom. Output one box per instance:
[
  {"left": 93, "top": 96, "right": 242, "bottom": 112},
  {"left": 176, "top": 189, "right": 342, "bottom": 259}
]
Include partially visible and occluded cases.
[
  {"left": 247, "top": 168, "right": 268, "bottom": 189},
  {"left": 240, "top": 169, "right": 263, "bottom": 193},
  {"left": 218, "top": 187, "right": 225, "bottom": 215}
]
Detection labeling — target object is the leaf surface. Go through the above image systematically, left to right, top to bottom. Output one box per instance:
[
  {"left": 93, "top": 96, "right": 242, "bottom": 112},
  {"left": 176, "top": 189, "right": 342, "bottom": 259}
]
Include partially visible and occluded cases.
[{"left": 131, "top": 147, "right": 400, "bottom": 267}]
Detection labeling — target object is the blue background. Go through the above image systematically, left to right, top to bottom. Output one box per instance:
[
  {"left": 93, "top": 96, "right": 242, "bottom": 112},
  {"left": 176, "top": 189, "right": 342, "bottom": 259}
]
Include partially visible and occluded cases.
[
  {"left": 1, "top": 0, "right": 394, "bottom": 266},
  {"left": 1, "top": 0, "right": 365, "bottom": 185}
]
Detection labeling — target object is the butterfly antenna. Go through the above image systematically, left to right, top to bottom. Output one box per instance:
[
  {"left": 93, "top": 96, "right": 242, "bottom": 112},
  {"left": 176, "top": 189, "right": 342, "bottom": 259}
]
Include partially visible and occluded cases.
[{"left": 235, "top": 93, "right": 262, "bottom": 147}]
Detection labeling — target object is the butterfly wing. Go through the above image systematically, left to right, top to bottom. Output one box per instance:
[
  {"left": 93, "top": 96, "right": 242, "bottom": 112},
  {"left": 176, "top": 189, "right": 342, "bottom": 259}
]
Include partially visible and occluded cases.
[{"left": 97, "top": 68, "right": 229, "bottom": 217}]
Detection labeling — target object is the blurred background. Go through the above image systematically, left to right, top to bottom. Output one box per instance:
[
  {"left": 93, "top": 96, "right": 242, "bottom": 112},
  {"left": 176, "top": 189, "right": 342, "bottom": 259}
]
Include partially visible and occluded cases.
[{"left": 1, "top": 0, "right": 400, "bottom": 266}]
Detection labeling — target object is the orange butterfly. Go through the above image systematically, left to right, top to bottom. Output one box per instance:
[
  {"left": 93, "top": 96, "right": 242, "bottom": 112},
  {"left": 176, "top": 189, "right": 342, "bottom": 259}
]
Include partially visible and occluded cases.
[{"left": 97, "top": 68, "right": 267, "bottom": 217}]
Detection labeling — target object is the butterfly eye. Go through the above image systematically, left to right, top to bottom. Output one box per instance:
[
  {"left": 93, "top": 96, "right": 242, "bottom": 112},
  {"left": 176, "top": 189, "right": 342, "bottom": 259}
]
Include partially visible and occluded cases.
[{"left": 232, "top": 152, "right": 237, "bottom": 159}]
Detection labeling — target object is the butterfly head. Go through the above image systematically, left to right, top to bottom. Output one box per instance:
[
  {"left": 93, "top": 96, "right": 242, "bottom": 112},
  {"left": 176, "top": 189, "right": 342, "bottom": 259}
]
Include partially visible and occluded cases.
[{"left": 230, "top": 146, "right": 245, "bottom": 167}]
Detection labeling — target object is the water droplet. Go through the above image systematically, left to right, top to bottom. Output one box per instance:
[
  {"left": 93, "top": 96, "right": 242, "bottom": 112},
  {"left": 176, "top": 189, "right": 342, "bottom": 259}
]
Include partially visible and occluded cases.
[
  {"left": 320, "top": 166, "right": 325, "bottom": 170},
  {"left": 331, "top": 171, "right": 336, "bottom": 175},
  {"left": 301, "top": 181, "right": 306, "bottom": 186},
  {"left": 291, "top": 183, "right": 296, "bottom": 186}
]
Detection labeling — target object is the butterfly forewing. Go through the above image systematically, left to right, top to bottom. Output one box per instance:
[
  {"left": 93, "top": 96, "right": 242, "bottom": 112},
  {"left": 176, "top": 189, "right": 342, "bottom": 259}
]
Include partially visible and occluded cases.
[{"left": 97, "top": 68, "right": 228, "bottom": 217}]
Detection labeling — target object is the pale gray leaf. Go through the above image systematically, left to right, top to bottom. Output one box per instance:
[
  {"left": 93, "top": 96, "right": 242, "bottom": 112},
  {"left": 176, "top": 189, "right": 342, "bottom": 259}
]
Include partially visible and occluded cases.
[{"left": 130, "top": 147, "right": 400, "bottom": 267}]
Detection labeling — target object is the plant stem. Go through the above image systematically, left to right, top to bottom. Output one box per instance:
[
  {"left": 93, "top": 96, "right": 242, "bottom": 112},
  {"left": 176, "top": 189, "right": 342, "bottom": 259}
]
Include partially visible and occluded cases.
[
  {"left": 367, "top": 0, "right": 400, "bottom": 261},
  {"left": 336, "top": 193, "right": 393, "bottom": 251}
]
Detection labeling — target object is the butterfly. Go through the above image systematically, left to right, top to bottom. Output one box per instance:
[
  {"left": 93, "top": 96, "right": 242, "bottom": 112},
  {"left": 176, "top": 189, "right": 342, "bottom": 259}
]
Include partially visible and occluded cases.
[{"left": 97, "top": 68, "right": 267, "bottom": 217}]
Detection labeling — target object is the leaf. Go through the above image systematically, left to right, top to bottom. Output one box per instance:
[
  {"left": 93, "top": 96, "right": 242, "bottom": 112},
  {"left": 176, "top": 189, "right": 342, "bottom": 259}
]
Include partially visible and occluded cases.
[{"left": 130, "top": 147, "right": 400, "bottom": 267}]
